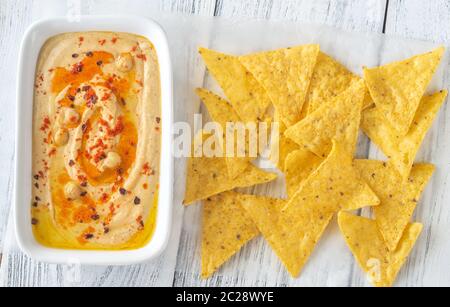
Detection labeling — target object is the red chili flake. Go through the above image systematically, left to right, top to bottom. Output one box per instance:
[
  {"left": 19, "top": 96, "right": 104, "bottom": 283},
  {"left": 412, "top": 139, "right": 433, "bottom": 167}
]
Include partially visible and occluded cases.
[
  {"left": 78, "top": 36, "right": 84, "bottom": 45},
  {"left": 111, "top": 37, "right": 118, "bottom": 44},
  {"left": 98, "top": 39, "right": 107, "bottom": 46},
  {"left": 131, "top": 45, "right": 138, "bottom": 52},
  {"left": 86, "top": 51, "right": 93, "bottom": 57},
  {"left": 72, "top": 53, "right": 79, "bottom": 58},
  {"left": 136, "top": 54, "right": 147, "bottom": 61},
  {"left": 96, "top": 60, "right": 103, "bottom": 66},
  {"left": 71, "top": 62, "right": 84, "bottom": 74},
  {"left": 82, "top": 85, "right": 91, "bottom": 92},
  {"left": 101, "top": 93, "right": 111, "bottom": 101},
  {"left": 68, "top": 95, "right": 76, "bottom": 102},
  {"left": 40, "top": 117, "right": 51, "bottom": 132},
  {"left": 107, "top": 117, "right": 124, "bottom": 137},
  {"left": 156, "top": 117, "right": 161, "bottom": 124},
  {"left": 81, "top": 124, "right": 87, "bottom": 133},
  {"left": 48, "top": 148, "right": 57, "bottom": 157},
  {"left": 69, "top": 160, "right": 75, "bottom": 167},
  {"left": 142, "top": 163, "right": 152, "bottom": 176},
  {"left": 34, "top": 174, "right": 40, "bottom": 180},
  {"left": 142, "top": 183, "right": 148, "bottom": 190},
  {"left": 119, "top": 188, "right": 127, "bottom": 195},
  {"left": 80, "top": 191, "right": 88, "bottom": 197},
  {"left": 101, "top": 193, "right": 109, "bottom": 203},
  {"left": 134, "top": 197, "right": 141, "bottom": 205},
  {"left": 91, "top": 214, "right": 100, "bottom": 221},
  {"left": 31, "top": 218, "right": 39, "bottom": 225},
  {"left": 104, "top": 227, "right": 110, "bottom": 234},
  {"left": 85, "top": 233, "right": 94, "bottom": 240}
]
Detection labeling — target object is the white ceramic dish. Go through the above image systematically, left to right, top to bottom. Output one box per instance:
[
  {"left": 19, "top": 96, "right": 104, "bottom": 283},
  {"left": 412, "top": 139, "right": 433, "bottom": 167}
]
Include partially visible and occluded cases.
[{"left": 14, "top": 15, "right": 173, "bottom": 265}]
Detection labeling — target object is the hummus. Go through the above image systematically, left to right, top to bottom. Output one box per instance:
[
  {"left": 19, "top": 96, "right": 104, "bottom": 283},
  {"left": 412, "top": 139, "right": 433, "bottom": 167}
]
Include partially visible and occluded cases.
[{"left": 32, "top": 32, "right": 161, "bottom": 250}]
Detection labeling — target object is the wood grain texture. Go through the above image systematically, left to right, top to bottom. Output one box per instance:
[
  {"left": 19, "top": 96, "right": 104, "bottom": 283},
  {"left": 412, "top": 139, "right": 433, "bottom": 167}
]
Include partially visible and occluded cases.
[
  {"left": 0, "top": 0, "right": 35, "bottom": 252},
  {"left": 2, "top": 0, "right": 450, "bottom": 287}
]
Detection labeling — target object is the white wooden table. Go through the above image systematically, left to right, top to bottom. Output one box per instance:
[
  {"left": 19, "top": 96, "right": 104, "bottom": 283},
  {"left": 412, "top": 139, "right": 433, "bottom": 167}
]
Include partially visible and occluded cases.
[{"left": 1, "top": 0, "right": 450, "bottom": 287}]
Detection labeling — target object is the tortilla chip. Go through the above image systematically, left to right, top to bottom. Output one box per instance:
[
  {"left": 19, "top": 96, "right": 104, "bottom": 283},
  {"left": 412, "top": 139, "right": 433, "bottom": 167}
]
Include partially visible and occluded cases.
[
  {"left": 240, "top": 45, "right": 320, "bottom": 127},
  {"left": 363, "top": 47, "right": 444, "bottom": 136},
  {"left": 199, "top": 48, "right": 271, "bottom": 123},
  {"left": 306, "top": 52, "right": 361, "bottom": 114},
  {"left": 284, "top": 79, "right": 366, "bottom": 158},
  {"left": 196, "top": 88, "right": 251, "bottom": 179},
  {"left": 362, "top": 91, "right": 447, "bottom": 180},
  {"left": 270, "top": 112, "right": 300, "bottom": 169},
  {"left": 183, "top": 131, "right": 277, "bottom": 205},
  {"left": 285, "top": 141, "right": 380, "bottom": 213},
  {"left": 284, "top": 149, "right": 323, "bottom": 197},
  {"left": 354, "top": 160, "right": 434, "bottom": 251},
  {"left": 201, "top": 191, "right": 259, "bottom": 279},
  {"left": 238, "top": 193, "right": 332, "bottom": 277},
  {"left": 338, "top": 212, "right": 423, "bottom": 287}
]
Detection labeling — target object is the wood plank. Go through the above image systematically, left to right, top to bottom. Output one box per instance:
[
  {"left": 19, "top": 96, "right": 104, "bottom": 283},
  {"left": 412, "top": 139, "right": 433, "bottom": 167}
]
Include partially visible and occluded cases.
[
  {"left": 0, "top": 0, "right": 35, "bottom": 252},
  {"left": 174, "top": 0, "right": 389, "bottom": 287},
  {"left": 376, "top": 0, "right": 450, "bottom": 287}
]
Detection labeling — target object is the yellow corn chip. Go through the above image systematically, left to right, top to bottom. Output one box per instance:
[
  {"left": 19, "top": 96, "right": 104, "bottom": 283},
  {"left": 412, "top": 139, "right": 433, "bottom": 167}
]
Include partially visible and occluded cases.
[
  {"left": 240, "top": 45, "right": 320, "bottom": 127},
  {"left": 363, "top": 47, "right": 445, "bottom": 136},
  {"left": 199, "top": 48, "right": 271, "bottom": 123},
  {"left": 307, "top": 52, "right": 361, "bottom": 114},
  {"left": 284, "top": 79, "right": 366, "bottom": 158},
  {"left": 196, "top": 88, "right": 251, "bottom": 179},
  {"left": 362, "top": 91, "right": 447, "bottom": 180},
  {"left": 270, "top": 112, "right": 299, "bottom": 170},
  {"left": 183, "top": 131, "right": 277, "bottom": 205},
  {"left": 285, "top": 141, "right": 380, "bottom": 213},
  {"left": 239, "top": 142, "right": 378, "bottom": 277},
  {"left": 284, "top": 149, "right": 323, "bottom": 197},
  {"left": 354, "top": 160, "right": 434, "bottom": 251},
  {"left": 201, "top": 191, "right": 259, "bottom": 279},
  {"left": 238, "top": 193, "right": 332, "bottom": 277},
  {"left": 338, "top": 212, "right": 423, "bottom": 287}
]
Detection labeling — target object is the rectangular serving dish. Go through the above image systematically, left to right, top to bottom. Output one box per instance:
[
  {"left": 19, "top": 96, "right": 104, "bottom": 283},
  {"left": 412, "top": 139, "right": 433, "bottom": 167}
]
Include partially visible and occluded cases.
[{"left": 14, "top": 15, "right": 173, "bottom": 265}]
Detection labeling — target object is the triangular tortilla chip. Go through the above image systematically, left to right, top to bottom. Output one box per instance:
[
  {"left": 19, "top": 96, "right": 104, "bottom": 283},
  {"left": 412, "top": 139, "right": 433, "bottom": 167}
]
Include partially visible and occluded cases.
[
  {"left": 240, "top": 45, "right": 320, "bottom": 127},
  {"left": 363, "top": 47, "right": 444, "bottom": 136},
  {"left": 199, "top": 48, "right": 271, "bottom": 123},
  {"left": 306, "top": 52, "right": 361, "bottom": 114},
  {"left": 284, "top": 79, "right": 366, "bottom": 158},
  {"left": 196, "top": 88, "right": 251, "bottom": 179},
  {"left": 362, "top": 91, "right": 447, "bottom": 179},
  {"left": 270, "top": 111, "right": 299, "bottom": 170},
  {"left": 183, "top": 131, "right": 277, "bottom": 205},
  {"left": 285, "top": 141, "right": 380, "bottom": 213},
  {"left": 240, "top": 142, "right": 379, "bottom": 277},
  {"left": 284, "top": 149, "right": 323, "bottom": 198},
  {"left": 354, "top": 160, "right": 434, "bottom": 251},
  {"left": 201, "top": 191, "right": 259, "bottom": 278},
  {"left": 238, "top": 193, "right": 332, "bottom": 277},
  {"left": 338, "top": 212, "right": 423, "bottom": 287}
]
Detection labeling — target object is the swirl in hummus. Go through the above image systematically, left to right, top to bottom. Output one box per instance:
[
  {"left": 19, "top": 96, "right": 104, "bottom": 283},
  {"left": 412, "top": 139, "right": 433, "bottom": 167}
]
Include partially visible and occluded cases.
[{"left": 32, "top": 32, "right": 161, "bottom": 250}]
